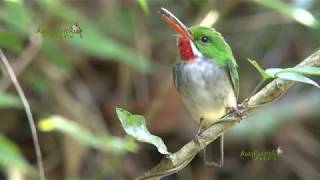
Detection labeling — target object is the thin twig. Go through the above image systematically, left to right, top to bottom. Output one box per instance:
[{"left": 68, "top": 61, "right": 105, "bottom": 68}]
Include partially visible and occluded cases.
[
  {"left": 0, "top": 49, "right": 46, "bottom": 180},
  {"left": 136, "top": 50, "right": 320, "bottom": 180},
  {"left": 247, "top": 79, "right": 266, "bottom": 99}
]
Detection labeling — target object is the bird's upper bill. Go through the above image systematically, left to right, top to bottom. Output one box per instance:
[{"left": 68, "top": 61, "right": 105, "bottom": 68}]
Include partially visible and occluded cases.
[
  {"left": 160, "top": 7, "right": 195, "bottom": 61},
  {"left": 160, "top": 8, "right": 192, "bottom": 40}
]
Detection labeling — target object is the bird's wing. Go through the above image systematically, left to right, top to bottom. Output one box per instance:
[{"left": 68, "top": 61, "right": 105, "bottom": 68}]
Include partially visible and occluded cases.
[
  {"left": 227, "top": 58, "right": 239, "bottom": 99},
  {"left": 172, "top": 63, "right": 181, "bottom": 91}
]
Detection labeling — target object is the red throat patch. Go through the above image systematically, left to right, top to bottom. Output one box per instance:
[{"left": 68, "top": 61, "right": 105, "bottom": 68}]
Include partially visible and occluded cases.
[{"left": 177, "top": 36, "right": 195, "bottom": 61}]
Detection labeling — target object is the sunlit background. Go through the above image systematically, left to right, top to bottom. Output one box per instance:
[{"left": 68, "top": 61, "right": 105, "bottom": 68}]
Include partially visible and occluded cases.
[{"left": 1, "top": 0, "right": 320, "bottom": 179}]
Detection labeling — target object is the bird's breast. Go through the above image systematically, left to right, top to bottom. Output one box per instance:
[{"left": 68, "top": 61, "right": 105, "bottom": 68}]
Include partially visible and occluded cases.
[{"left": 174, "top": 58, "right": 236, "bottom": 127}]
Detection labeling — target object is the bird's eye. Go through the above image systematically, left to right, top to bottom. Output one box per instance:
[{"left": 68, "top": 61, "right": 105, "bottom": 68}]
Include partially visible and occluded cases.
[{"left": 200, "top": 36, "right": 209, "bottom": 43}]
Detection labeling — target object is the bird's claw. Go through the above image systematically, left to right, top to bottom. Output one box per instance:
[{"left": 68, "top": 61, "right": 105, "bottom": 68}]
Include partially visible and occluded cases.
[
  {"left": 227, "top": 106, "right": 244, "bottom": 120},
  {"left": 233, "top": 107, "right": 243, "bottom": 119},
  {"left": 194, "top": 118, "right": 205, "bottom": 146},
  {"left": 194, "top": 133, "right": 201, "bottom": 146}
]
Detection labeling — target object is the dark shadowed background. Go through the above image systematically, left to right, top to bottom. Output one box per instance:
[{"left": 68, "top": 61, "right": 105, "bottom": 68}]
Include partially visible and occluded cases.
[{"left": 1, "top": 0, "right": 320, "bottom": 179}]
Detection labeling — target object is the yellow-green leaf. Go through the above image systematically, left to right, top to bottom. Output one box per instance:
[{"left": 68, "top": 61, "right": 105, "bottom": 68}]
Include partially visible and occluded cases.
[
  {"left": 137, "top": 0, "right": 149, "bottom": 15},
  {"left": 248, "top": 58, "right": 272, "bottom": 79}
]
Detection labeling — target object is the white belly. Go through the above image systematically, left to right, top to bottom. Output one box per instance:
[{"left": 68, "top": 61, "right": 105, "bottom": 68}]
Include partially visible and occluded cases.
[{"left": 173, "top": 58, "right": 237, "bottom": 128}]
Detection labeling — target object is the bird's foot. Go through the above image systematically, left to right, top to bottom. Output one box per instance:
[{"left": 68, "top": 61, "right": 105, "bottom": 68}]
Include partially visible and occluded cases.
[
  {"left": 226, "top": 106, "right": 244, "bottom": 120},
  {"left": 233, "top": 106, "right": 243, "bottom": 119},
  {"left": 194, "top": 118, "right": 205, "bottom": 146},
  {"left": 194, "top": 133, "right": 202, "bottom": 146}
]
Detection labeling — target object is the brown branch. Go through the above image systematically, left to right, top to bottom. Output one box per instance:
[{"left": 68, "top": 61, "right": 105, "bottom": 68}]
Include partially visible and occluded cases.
[{"left": 135, "top": 50, "right": 320, "bottom": 180}]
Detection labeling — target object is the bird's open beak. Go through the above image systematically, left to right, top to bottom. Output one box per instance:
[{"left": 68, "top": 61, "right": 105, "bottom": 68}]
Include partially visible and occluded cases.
[{"left": 160, "top": 7, "right": 192, "bottom": 40}]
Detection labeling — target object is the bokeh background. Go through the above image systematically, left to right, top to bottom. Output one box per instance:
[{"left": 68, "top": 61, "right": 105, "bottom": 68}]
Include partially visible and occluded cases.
[{"left": 1, "top": 0, "right": 320, "bottom": 179}]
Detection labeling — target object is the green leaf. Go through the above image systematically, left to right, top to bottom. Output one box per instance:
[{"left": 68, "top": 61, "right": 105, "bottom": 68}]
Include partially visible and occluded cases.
[
  {"left": 137, "top": 0, "right": 149, "bottom": 15},
  {"left": 0, "top": 29, "right": 22, "bottom": 51},
  {"left": 248, "top": 58, "right": 272, "bottom": 79},
  {"left": 266, "top": 67, "right": 320, "bottom": 77},
  {"left": 266, "top": 67, "right": 320, "bottom": 88},
  {"left": 278, "top": 67, "right": 320, "bottom": 76},
  {"left": 265, "top": 68, "right": 284, "bottom": 77},
  {"left": 276, "top": 72, "right": 320, "bottom": 88},
  {"left": 0, "top": 92, "right": 22, "bottom": 108},
  {"left": 116, "top": 107, "right": 171, "bottom": 155},
  {"left": 38, "top": 116, "right": 138, "bottom": 154},
  {"left": 0, "top": 134, "right": 34, "bottom": 173}
]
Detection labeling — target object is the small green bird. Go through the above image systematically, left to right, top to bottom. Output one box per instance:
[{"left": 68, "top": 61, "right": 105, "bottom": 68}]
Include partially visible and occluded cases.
[{"left": 160, "top": 8, "right": 239, "bottom": 166}]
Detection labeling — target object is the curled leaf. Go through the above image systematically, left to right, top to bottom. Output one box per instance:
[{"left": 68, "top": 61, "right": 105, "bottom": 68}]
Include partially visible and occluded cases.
[{"left": 116, "top": 107, "right": 170, "bottom": 155}]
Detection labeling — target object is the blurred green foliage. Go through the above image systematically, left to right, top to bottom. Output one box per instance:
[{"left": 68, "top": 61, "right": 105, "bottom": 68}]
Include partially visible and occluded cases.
[
  {"left": 0, "top": 0, "right": 320, "bottom": 179},
  {"left": 35, "top": 0, "right": 151, "bottom": 72},
  {"left": 137, "top": 0, "right": 150, "bottom": 15},
  {"left": 253, "top": 0, "right": 319, "bottom": 28},
  {"left": 0, "top": 1, "right": 31, "bottom": 34},
  {"left": 0, "top": 30, "right": 22, "bottom": 51},
  {"left": 25, "top": 72, "right": 50, "bottom": 94},
  {"left": 0, "top": 92, "right": 22, "bottom": 108},
  {"left": 38, "top": 116, "right": 138, "bottom": 154},
  {"left": 0, "top": 135, "right": 34, "bottom": 174}
]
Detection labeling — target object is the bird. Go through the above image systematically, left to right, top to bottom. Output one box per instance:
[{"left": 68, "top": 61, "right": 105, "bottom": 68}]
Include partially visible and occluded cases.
[{"left": 160, "top": 7, "right": 239, "bottom": 167}]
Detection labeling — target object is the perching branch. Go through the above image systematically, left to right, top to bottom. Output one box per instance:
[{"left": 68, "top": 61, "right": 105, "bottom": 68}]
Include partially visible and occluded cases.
[{"left": 136, "top": 50, "right": 320, "bottom": 180}]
